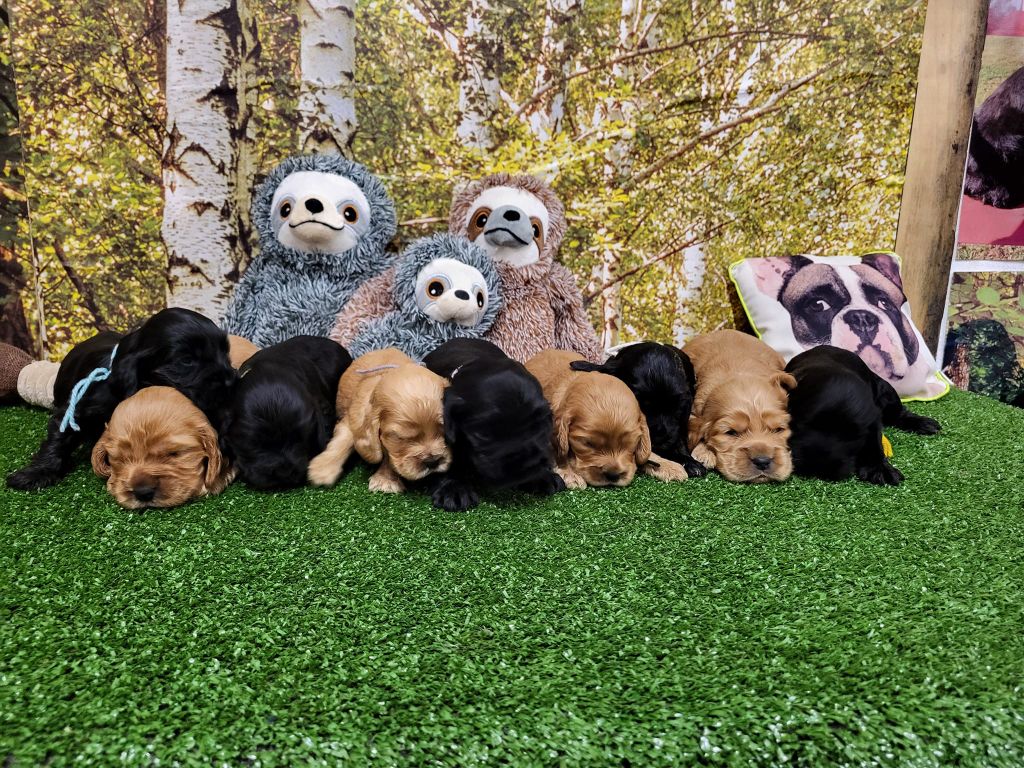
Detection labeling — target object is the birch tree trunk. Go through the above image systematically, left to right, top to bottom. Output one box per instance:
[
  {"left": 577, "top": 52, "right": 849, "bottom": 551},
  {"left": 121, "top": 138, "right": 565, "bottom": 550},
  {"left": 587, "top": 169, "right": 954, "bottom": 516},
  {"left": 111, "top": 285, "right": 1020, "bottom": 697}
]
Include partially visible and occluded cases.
[
  {"left": 162, "top": 0, "right": 257, "bottom": 319},
  {"left": 298, "top": 0, "right": 357, "bottom": 155},
  {"left": 457, "top": 0, "right": 501, "bottom": 151},
  {"left": 529, "top": 0, "right": 581, "bottom": 140},
  {"left": 596, "top": 0, "right": 638, "bottom": 348}
]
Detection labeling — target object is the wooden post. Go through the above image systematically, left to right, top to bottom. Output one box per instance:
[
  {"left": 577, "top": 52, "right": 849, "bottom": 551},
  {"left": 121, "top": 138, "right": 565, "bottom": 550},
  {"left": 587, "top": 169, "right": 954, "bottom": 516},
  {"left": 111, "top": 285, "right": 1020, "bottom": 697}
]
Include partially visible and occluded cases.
[{"left": 895, "top": 0, "right": 988, "bottom": 352}]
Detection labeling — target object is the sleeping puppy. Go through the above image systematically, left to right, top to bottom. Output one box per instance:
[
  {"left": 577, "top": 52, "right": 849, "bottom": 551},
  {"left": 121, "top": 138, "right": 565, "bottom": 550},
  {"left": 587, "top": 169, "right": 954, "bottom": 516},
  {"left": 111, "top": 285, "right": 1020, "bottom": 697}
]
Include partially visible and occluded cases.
[
  {"left": 964, "top": 66, "right": 1024, "bottom": 209},
  {"left": 7, "top": 308, "right": 236, "bottom": 491},
  {"left": 684, "top": 330, "right": 794, "bottom": 483},
  {"left": 226, "top": 336, "right": 351, "bottom": 490},
  {"left": 422, "top": 338, "right": 564, "bottom": 511},
  {"left": 570, "top": 342, "right": 705, "bottom": 478},
  {"left": 786, "top": 345, "right": 940, "bottom": 485},
  {"left": 307, "top": 347, "right": 450, "bottom": 492},
  {"left": 527, "top": 349, "right": 688, "bottom": 488},
  {"left": 92, "top": 386, "right": 233, "bottom": 509}
]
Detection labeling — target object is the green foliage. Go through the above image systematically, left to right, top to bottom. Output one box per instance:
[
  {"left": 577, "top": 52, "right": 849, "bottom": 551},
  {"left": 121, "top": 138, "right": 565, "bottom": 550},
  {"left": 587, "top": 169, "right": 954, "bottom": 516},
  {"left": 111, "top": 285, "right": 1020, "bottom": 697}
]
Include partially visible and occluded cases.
[
  {"left": 8, "top": 0, "right": 924, "bottom": 352},
  {"left": 948, "top": 272, "right": 1024, "bottom": 361},
  {"left": 2, "top": 390, "right": 1024, "bottom": 765}
]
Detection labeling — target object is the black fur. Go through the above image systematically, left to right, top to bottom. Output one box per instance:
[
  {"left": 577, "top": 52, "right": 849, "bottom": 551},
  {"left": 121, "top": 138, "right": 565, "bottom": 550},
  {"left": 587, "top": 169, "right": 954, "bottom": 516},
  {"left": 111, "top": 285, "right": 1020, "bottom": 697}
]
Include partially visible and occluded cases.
[
  {"left": 964, "top": 66, "right": 1024, "bottom": 209},
  {"left": 7, "top": 308, "right": 236, "bottom": 491},
  {"left": 225, "top": 336, "right": 352, "bottom": 491},
  {"left": 422, "top": 338, "right": 564, "bottom": 511},
  {"left": 570, "top": 342, "right": 706, "bottom": 477},
  {"left": 785, "top": 345, "right": 940, "bottom": 486}
]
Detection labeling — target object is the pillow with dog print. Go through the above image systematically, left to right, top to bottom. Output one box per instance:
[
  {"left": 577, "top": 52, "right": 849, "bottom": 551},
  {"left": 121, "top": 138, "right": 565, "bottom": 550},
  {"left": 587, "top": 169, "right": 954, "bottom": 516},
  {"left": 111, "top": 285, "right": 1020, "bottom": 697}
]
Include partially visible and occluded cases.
[{"left": 730, "top": 252, "right": 950, "bottom": 401}]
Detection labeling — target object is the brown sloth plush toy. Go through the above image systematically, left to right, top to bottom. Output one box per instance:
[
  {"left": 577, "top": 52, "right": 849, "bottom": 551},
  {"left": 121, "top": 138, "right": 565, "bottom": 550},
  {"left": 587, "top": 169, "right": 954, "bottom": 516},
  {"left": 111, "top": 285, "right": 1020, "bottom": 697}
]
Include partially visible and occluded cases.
[{"left": 331, "top": 173, "right": 602, "bottom": 363}]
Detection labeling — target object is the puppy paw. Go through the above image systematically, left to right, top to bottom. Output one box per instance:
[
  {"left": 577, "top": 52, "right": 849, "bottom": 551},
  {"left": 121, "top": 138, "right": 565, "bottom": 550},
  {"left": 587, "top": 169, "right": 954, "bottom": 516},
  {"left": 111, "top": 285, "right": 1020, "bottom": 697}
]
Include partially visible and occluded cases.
[
  {"left": 896, "top": 412, "right": 941, "bottom": 435},
  {"left": 690, "top": 443, "right": 716, "bottom": 469},
  {"left": 306, "top": 454, "right": 343, "bottom": 487},
  {"left": 681, "top": 456, "right": 708, "bottom": 478},
  {"left": 644, "top": 457, "right": 688, "bottom": 482},
  {"left": 857, "top": 461, "right": 904, "bottom": 486},
  {"left": 6, "top": 465, "right": 60, "bottom": 491},
  {"left": 555, "top": 466, "right": 587, "bottom": 490},
  {"left": 368, "top": 470, "right": 404, "bottom": 494},
  {"left": 521, "top": 470, "right": 566, "bottom": 496},
  {"left": 431, "top": 478, "right": 480, "bottom": 512}
]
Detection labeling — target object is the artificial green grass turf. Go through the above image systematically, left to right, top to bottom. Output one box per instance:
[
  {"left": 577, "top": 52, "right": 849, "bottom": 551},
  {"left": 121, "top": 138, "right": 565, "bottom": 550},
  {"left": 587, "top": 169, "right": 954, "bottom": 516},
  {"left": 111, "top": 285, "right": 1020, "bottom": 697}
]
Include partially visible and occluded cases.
[{"left": 1, "top": 390, "right": 1022, "bottom": 767}]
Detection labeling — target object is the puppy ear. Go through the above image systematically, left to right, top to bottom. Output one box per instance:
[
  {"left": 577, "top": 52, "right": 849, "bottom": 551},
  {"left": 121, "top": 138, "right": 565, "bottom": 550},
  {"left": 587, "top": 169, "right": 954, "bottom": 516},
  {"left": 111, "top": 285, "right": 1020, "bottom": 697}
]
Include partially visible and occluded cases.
[
  {"left": 569, "top": 360, "right": 605, "bottom": 373},
  {"left": 771, "top": 371, "right": 798, "bottom": 392},
  {"left": 351, "top": 390, "right": 384, "bottom": 464},
  {"left": 442, "top": 391, "right": 462, "bottom": 447},
  {"left": 554, "top": 413, "right": 571, "bottom": 462},
  {"left": 635, "top": 414, "right": 653, "bottom": 466},
  {"left": 199, "top": 422, "right": 228, "bottom": 493},
  {"left": 91, "top": 433, "right": 112, "bottom": 479}
]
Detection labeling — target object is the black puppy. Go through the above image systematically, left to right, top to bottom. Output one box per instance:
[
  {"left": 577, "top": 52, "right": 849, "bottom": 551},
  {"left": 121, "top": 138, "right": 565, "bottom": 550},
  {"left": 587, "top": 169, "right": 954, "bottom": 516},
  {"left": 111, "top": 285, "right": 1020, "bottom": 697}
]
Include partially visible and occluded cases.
[
  {"left": 964, "top": 66, "right": 1024, "bottom": 209},
  {"left": 7, "top": 308, "right": 236, "bottom": 491},
  {"left": 226, "top": 336, "right": 351, "bottom": 490},
  {"left": 422, "top": 338, "right": 565, "bottom": 511},
  {"left": 570, "top": 342, "right": 706, "bottom": 478},
  {"left": 785, "top": 345, "right": 940, "bottom": 485}
]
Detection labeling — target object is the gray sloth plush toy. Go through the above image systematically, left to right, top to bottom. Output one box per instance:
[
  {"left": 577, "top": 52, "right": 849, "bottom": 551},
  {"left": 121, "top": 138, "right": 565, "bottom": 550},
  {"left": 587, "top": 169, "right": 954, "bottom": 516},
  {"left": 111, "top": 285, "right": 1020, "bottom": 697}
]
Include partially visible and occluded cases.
[
  {"left": 222, "top": 154, "right": 397, "bottom": 346},
  {"left": 343, "top": 233, "right": 502, "bottom": 361}
]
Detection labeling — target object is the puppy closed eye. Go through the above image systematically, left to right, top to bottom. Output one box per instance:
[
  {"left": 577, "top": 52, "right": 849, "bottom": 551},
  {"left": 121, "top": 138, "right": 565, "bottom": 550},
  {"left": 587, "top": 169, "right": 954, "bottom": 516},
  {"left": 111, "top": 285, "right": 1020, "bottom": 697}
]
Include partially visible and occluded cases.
[{"left": 724, "top": 429, "right": 740, "bottom": 437}]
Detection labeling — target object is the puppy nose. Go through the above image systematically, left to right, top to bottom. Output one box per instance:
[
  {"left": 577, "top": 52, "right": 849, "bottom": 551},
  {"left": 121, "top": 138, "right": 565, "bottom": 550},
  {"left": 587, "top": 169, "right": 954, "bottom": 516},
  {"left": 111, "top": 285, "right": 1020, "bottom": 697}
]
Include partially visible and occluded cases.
[
  {"left": 304, "top": 197, "right": 324, "bottom": 214},
  {"left": 502, "top": 208, "right": 521, "bottom": 221},
  {"left": 454, "top": 289, "right": 470, "bottom": 301},
  {"left": 423, "top": 456, "right": 443, "bottom": 469},
  {"left": 751, "top": 456, "right": 773, "bottom": 471},
  {"left": 603, "top": 469, "right": 622, "bottom": 483},
  {"left": 133, "top": 484, "right": 157, "bottom": 502}
]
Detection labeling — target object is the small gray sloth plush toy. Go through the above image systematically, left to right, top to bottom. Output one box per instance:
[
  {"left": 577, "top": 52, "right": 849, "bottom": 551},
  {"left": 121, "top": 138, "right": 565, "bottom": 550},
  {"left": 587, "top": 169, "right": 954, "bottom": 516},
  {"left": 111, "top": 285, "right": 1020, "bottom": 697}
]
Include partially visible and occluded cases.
[
  {"left": 222, "top": 154, "right": 397, "bottom": 346},
  {"left": 344, "top": 233, "right": 502, "bottom": 361}
]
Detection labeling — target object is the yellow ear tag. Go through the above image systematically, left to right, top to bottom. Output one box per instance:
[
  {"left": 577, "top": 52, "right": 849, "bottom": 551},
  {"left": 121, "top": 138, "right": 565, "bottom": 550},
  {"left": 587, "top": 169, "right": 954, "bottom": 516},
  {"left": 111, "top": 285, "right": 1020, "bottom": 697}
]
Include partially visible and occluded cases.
[{"left": 882, "top": 435, "right": 893, "bottom": 458}]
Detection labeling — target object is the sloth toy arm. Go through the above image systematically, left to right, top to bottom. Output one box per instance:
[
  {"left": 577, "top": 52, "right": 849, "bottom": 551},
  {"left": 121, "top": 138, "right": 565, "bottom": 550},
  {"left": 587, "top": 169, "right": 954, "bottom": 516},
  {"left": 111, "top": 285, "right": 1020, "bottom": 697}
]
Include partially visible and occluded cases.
[
  {"left": 548, "top": 263, "right": 603, "bottom": 362},
  {"left": 329, "top": 266, "right": 399, "bottom": 346}
]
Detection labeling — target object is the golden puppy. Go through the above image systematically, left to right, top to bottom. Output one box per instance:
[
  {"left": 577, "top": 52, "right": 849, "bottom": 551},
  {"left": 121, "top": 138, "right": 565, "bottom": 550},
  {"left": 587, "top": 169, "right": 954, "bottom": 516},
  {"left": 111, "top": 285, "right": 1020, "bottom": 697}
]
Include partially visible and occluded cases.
[
  {"left": 683, "top": 329, "right": 794, "bottom": 483},
  {"left": 228, "top": 335, "right": 260, "bottom": 368},
  {"left": 307, "top": 348, "right": 450, "bottom": 492},
  {"left": 526, "top": 349, "right": 687, "bottom": 489},
  {"left": 91, "top": 386, "right": 232, "bottom": 509}
]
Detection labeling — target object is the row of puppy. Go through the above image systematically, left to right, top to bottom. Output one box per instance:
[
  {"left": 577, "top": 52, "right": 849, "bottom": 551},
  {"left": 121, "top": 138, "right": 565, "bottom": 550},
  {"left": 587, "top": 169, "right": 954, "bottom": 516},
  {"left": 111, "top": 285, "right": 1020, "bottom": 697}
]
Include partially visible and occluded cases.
[{"left": 6, "top": 309, "right": 941, "bottom": 511}]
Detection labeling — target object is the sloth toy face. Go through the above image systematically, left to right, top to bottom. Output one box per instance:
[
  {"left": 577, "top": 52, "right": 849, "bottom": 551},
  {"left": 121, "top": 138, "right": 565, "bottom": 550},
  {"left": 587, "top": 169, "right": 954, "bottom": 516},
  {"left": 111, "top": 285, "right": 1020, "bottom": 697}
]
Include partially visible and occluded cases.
[
  {"left": 270, "top": 171, "right": 371, "bottom": 254},
  {"left": 464, "top": 186, "right": 550, "bottom": 268},
  {"left": 415, "top": 258, "right": 489, "bottom": 327}
]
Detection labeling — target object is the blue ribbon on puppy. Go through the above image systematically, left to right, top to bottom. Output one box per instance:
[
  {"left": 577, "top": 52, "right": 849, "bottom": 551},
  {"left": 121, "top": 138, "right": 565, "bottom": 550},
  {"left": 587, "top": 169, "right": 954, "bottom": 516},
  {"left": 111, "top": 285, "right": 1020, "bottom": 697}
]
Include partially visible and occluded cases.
[{"left": 59, "top": 345, "right": 118, "bottom": 433}]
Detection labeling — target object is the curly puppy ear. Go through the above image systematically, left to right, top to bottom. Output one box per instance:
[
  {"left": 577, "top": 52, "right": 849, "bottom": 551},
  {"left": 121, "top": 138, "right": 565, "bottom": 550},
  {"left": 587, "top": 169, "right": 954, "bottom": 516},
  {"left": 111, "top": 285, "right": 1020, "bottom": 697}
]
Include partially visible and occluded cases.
[
  {"left": 771, "top": 372, "right": 798, "bottom": 392},
  {"left": 351, "top": 390, "right": 384, "bottom": 464},
  {"left": 554, "top": 413, "right": 572, "bottom": 463},
  {"left": 635, "top": 414, "right": 652, "bottom": 466},
  {"left": 199, "top": 421, "right": 229, "bottom": 494},
  {"left": 91, "top": 433, "right": 113, "bottom": 479}
]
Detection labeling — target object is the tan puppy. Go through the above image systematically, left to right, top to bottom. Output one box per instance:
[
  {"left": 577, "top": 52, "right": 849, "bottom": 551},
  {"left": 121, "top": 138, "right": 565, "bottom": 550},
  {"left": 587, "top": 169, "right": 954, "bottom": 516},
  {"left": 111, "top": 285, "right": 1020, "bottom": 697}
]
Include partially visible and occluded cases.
[
  {"left": 684, "top": 330, "right": 795, "bottom": 483},
  {"left": 228, "top": 335, "right": 260, "bottom": 368},
  {"left": 307, "top": 348, "right": 450, "bottom": 492},
  {"left": 526, "top": 349, "right": 688, "bottom": 489},
  {"left": 91, "top": 386, "right": 233, "bottom": 509}
]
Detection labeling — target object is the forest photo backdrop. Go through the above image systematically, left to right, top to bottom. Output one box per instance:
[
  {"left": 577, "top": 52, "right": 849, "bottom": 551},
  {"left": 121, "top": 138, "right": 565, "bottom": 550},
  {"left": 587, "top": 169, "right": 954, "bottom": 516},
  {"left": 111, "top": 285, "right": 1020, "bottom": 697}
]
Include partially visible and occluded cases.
[{"left": 0, "top": 0, "right": 924, "bottom": 358}]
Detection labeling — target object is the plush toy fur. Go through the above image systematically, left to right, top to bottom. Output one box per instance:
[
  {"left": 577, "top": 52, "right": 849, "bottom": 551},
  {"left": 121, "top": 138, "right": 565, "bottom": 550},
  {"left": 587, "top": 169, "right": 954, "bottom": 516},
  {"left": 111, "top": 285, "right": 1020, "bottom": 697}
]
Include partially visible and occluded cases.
[
  {"left": 223, "top": 154, "right": 397, "bottom": 346},
  {"left": 332, "top": 174, "right": 601, "bottom": 363},
  {"left": 343, "top": 233, "right": 501, "bottom": 361}
]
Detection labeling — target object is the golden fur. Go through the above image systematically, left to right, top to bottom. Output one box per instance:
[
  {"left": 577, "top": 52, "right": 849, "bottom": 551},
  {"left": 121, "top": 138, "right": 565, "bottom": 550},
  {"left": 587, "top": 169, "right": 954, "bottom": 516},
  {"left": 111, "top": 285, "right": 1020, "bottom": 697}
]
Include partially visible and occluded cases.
[
  {"left": 683, "top": 330, "right": 794, "bottom": 483},
  {"left": 228, "top": 335, "right": 260, "bottom": 369},
  {"left": 307, "top": 348, "right": 450, "bottom": 492},
  {"left": 526, "top": 349, "right": 687, "bottom": 488},
  {"left": 91, "top": 386, "right": 233, "bottom": 509}
]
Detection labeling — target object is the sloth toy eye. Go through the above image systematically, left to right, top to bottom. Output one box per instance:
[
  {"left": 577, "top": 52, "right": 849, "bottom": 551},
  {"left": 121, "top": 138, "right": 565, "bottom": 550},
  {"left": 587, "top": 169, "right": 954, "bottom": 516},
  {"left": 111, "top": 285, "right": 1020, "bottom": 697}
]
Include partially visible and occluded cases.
[
  {"left": 279, "top": 202, "right": 292, "bottom": 218},
  {"left": 343, "top": 205, "right": 359, "bottom": 223},
  {"left": 476, "top": 212, "right": 488, "bottom": 227},
  {"left": 532, "top": 223, "right": 540, "bottom": 239},
  {"left": 428, "top": 280, "right": 446, "bottom": 298},
  {"left": 476, "top": 291, "right": 485, "bottom": 308}
]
